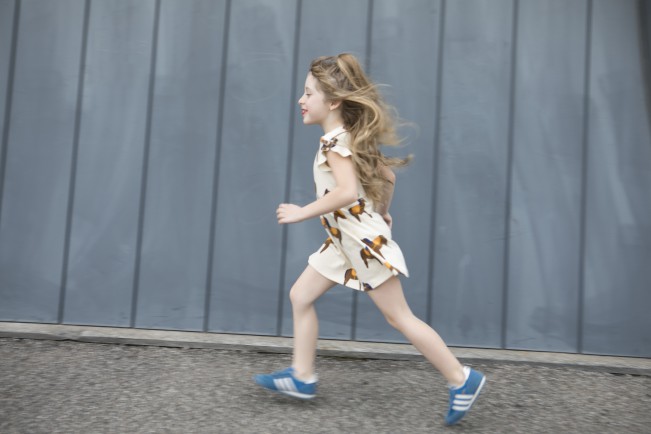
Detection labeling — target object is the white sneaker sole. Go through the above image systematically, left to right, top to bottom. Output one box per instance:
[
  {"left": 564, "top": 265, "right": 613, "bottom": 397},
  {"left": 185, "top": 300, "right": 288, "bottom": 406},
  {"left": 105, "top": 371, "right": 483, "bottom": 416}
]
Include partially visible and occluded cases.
[
  {"left": 255, "top": 380, "right": 316, "bottom": 400},
  {"left": 278, "top": 390, "right": 316, "bottom": 400}
]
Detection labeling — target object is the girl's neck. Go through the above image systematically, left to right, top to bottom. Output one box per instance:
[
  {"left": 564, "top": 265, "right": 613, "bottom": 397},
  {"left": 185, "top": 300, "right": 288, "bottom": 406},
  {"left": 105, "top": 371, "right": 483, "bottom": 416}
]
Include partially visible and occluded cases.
[
  {"left": 320, "top": 111, "right": 345, "bottom": 135},
  {"left": 321, "top": 122, "right": 345, "bottom": 135}
]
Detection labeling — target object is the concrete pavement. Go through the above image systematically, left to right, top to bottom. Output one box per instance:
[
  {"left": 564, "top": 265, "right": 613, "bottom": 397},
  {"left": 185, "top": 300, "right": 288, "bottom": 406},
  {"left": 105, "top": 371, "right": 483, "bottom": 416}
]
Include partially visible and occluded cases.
[{"left": 1, "top": 322, "right": 650, "bottom": 433}]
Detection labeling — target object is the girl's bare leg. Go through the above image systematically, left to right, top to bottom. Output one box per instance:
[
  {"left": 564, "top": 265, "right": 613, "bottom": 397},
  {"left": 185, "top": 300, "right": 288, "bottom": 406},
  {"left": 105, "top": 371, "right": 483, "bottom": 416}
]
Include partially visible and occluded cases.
[
  {"left": 289, "top": 265, "right": 336, "bottom": 381},
  {"left": 367, "top": 276, "right": 466, "bottom": 387}
]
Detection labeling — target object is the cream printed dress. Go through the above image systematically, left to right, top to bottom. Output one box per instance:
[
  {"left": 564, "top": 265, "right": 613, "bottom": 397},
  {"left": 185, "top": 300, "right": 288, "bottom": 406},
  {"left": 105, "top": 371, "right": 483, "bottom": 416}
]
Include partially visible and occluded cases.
[{"left": 307, "top": 126, "right": 409, "bottom": 291}]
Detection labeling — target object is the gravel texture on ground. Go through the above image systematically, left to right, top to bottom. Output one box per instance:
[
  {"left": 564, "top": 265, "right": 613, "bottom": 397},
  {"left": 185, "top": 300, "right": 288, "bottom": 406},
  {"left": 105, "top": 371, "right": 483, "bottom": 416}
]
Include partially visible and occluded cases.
[{"left": 1, "top": 338, "right": 650, "bottom": 433}]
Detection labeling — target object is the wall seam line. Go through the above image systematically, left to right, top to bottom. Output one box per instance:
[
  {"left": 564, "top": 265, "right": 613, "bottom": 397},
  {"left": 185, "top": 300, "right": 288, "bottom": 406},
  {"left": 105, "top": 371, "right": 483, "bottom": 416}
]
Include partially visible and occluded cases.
[
  {"left": 0, "top": 0, "right": 20, "bottom": 252},
  {"left": 59, "top": 0, "right": 91, "bottom": 324},
  {"left": 131, "top": 0, "right": 161, "bottom": 328},
  {"left": 203, "top": 0, "right": 232, "bottom": 332},
  {"left": 276, "top": 0, "right": 303, "bottom": 337},
  {"left": 425, "top": 0, "right": 446, "bottom": 327},
  {"left": 501, "top": 0, "right": 519, "bottom": 350},
  {"left": 577, "top": 0, "right": 593, "bottom": 354},
  {"left": 637, "top": 0, "right": 651, "bottom": 134}
]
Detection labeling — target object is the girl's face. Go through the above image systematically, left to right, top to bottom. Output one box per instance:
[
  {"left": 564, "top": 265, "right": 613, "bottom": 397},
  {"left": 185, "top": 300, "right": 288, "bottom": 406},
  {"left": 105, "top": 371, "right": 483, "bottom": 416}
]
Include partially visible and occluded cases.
[{"left": 298, "top": 73, "right": 334, "bottom": 128}]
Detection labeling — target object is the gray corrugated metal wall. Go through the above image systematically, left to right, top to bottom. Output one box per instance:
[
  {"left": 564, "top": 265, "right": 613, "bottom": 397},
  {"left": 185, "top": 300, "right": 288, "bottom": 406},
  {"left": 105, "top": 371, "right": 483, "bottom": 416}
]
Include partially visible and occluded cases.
[{"left": 0, "top": 0, "right": 649, "bottom": 357}]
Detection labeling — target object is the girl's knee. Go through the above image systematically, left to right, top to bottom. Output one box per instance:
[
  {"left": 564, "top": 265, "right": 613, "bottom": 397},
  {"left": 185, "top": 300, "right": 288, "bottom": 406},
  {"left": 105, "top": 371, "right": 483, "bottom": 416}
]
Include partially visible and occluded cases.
[
  {"left": 289, "top": 283, "right": 314, "bottom": 310},
  {"left": 382, "top": 309, "right": 414, "bottom": 331},
  {"left": 384, "top": 313, "right": 402, "bottom": 330}
]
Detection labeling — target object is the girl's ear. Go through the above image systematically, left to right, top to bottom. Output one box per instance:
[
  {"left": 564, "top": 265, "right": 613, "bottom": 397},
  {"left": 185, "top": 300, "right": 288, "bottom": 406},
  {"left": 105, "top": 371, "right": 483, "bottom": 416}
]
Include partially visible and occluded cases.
[{"left": 329, "top": 99, "right": 342, "bottom": 111}]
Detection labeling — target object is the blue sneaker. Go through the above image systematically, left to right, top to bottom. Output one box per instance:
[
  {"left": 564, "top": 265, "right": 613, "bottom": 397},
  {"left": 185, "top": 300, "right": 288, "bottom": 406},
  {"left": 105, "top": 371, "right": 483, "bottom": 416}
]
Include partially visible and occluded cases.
[
  {"left": 445, "top": 366, "right": 486, "bottom": 425},
  {"left": 254, "top": 367, "right": 317, "bottom": 399}
]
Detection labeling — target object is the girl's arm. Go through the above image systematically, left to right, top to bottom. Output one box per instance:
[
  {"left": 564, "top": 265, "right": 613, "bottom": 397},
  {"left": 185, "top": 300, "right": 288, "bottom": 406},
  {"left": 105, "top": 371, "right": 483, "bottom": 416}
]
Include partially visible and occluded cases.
[{"left": 277, "top": 151, "right": 358, "bottom": 224}]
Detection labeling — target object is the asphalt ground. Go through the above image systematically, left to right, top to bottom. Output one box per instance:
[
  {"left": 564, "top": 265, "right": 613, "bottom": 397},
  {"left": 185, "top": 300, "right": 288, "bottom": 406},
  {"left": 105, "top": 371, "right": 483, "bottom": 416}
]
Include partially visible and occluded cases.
[{"left": 1, "top": 336, "right": 650, "bottom": 433}]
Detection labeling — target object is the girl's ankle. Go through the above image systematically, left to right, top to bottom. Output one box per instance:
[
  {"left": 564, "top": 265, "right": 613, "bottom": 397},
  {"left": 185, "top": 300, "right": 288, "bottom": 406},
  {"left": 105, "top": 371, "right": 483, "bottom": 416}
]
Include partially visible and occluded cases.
[
  {"left": 448, "top": 366, "right": 470, "bottom": 389},
  {"left": 292, "top": 368, "right": 317, "bottom": 383}
]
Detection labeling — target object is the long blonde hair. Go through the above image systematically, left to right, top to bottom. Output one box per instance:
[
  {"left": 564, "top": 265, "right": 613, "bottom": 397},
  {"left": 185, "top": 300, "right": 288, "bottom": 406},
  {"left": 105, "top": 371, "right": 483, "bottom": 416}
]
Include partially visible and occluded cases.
[{"left": 309, "top": 53, "right": 410, "bottom": 205}]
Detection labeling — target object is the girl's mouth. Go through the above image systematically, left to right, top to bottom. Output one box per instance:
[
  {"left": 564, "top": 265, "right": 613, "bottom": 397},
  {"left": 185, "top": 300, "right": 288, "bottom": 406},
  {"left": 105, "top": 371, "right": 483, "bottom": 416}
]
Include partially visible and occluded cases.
[{"left": 301, "top": 109, "right": 307, "bottom": 116}]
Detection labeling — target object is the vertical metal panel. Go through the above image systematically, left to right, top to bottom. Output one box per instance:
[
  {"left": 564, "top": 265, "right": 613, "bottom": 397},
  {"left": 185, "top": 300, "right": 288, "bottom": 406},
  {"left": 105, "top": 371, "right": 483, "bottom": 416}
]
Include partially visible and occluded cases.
[
  {"left": 0, "top": 0, "right": 83, "bottom": 322},
  {"left": 0, "top": 0, "right": 14, "bottom": 173},
  {"left": 63, "top": 0, "right": 156, "bottom": 326},
  {"left": 135, "top": 0, "right": 226, "bottom": 331},
  {"left": 208, "top": 0, "right": 297, "bottom": 334},
  {"left": 279, "top": 0, "right": 371, "bottom": 340},
  {"left": 354, "top": 0, "right": 442, "bottom": 342},
  {"left": 430, "top": 0, "right": 513, "bottom": 348},
  {"left": 506, "top": 0, "right": 588, "bottom": 352},
  {"left": 583, "top": 0, "right": 651, "bottom": 357}
]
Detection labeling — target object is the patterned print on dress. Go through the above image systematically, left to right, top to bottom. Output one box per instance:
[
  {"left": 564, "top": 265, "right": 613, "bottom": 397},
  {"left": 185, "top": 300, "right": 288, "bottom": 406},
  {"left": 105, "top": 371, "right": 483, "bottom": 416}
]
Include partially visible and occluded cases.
[
  {"left": 320, "top": 136, "right": 338, "bottom": 153},
  {"left": 319, "top": 137, "right": 339, "bottom": 168},
  {"left": 349, "top": 198, "right": 372, "bottom": 222},
  {"left": 333, "top": 209, "right": 347, "bottom": 222},
  {"left": 321, "top": 216, "right": 341, "bottom": 242},
  {"left": 360, "top": 235, "right": 398, "bottom": 273},
  {"left": 362, "top": 235, "right": 388, "bottom": 258},
  {"left": 320, "top": 237, "right": 333, "bottom": 253},
  {"left": 360, "top": 246, "right": 384, "bottom": 268},
  {"left": 383, "top": 261, "right": 397, "bottom": 273},
  {"left": 343, "top": 268, "right": 358, "bottom": 286}
]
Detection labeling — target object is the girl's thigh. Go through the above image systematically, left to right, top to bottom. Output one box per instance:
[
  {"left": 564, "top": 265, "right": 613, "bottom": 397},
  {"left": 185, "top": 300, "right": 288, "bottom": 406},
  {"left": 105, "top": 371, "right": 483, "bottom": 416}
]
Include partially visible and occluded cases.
[
  {"left": 290, "top": 265, "right": 337, "bottom": 306},
  {"left": 366, "top": 276, "right": 413, "bottom": 319}
]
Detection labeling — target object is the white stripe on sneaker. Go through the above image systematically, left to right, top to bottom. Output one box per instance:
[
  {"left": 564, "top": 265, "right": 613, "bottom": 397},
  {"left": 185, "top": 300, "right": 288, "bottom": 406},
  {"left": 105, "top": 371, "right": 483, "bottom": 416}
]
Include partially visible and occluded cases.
[
  {"left": 451, "top": 376, "right": 486, "bottom": 412},
  {"left": 274, "top": 377, "right": 297, "bottom": 392},
  {"left": 453, "top": 399, "right": 473, "bottom": 410}
]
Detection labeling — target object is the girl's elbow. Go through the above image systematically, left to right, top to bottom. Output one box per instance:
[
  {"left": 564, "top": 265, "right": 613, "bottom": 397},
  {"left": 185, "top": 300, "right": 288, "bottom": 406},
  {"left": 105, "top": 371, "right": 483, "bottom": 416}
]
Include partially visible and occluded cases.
[{"left": 343, "top": 189, "right": 358, "bottom": 204}]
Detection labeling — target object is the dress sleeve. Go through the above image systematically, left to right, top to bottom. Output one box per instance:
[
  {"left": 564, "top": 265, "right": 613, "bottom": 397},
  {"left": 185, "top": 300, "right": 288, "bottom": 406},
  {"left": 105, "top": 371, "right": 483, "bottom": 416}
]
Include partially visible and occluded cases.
[{"left": 316, "top": 133, "right": 352, "bottom": 172}]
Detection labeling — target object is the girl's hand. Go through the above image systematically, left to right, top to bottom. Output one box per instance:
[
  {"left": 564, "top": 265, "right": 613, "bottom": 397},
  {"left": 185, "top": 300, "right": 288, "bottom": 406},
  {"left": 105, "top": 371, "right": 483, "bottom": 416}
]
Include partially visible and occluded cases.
[
  {"left": 277, "top": 203, "right": 306, "bottom": 224},
  {"left": 382, "top": 212, "right": 393, "bottom": 229}
]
